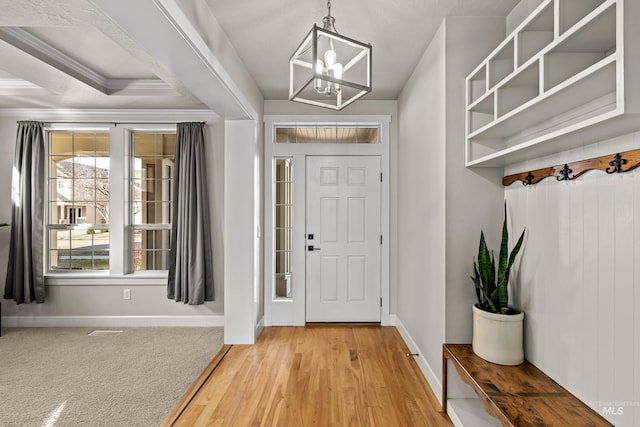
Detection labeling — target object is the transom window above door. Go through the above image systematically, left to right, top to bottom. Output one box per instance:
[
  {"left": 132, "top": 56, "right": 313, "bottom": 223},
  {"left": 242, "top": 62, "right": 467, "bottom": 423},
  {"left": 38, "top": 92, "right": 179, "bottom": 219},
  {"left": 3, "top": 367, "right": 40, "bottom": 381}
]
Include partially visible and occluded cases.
[{"left": 275, "top": 125, "right": 378, "bottom": 144}]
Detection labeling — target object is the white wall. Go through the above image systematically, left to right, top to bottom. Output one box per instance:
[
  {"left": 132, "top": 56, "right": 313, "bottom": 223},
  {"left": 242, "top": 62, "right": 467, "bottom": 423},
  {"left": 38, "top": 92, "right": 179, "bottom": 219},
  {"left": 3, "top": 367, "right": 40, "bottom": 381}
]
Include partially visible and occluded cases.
[
  {"left": 396, "top": 16, "right": 506, "bottom": 393},
  {"left": 443, "top": 18, "right": 506, "bottom": 344},
  {"left": 397, "top": 22, "right": 447, "bottom": 390},
  {"left": 0, "top": 116, "right": 225, "bottom": 326},
  {"left": 505, "top": 133, "right": 640, "bottom": 426}
]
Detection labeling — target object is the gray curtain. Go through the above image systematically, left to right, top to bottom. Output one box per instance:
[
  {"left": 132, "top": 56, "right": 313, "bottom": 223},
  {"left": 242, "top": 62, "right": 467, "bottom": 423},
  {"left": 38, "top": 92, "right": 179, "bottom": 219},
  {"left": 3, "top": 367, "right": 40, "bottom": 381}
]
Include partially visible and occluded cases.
[
  {"left": 4, "top": 121, "right": 45, "bottom": 304},
  {"left": 168, "top": 122, "right": 214, "bottom": 304}
]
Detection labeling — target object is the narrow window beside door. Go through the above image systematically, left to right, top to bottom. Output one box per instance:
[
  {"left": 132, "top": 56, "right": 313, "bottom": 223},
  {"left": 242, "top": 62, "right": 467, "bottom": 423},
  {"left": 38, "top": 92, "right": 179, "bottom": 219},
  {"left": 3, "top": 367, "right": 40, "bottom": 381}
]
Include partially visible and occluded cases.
[{"left": 274, "top": 158, "right": 293, "bottom": 299}]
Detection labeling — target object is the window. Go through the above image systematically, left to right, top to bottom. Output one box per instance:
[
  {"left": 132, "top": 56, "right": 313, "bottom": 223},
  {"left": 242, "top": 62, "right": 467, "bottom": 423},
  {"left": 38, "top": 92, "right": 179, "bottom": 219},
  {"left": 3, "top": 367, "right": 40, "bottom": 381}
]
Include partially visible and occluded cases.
[
  {"left": 275, "top": 125, "right": 378, "bottom": 144},
  {"left": 46, "top": 127, "right": 176, "bottom": 274},
  {"left": 48, "top": 131, "right": 110, "bottom": 271},
  {"left": 131, "top": 132, "right": 175, "bottom": 271},
  {"left": 274, "top": 158, "right": 293, "bottom": 298}
]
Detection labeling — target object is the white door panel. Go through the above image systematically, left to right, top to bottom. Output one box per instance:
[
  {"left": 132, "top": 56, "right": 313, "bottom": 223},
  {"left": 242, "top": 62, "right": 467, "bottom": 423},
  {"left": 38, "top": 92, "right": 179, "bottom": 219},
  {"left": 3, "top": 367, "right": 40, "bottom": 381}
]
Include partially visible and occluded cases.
[{"left": 306, "top": 156, "right": 381, "bottom": 322}]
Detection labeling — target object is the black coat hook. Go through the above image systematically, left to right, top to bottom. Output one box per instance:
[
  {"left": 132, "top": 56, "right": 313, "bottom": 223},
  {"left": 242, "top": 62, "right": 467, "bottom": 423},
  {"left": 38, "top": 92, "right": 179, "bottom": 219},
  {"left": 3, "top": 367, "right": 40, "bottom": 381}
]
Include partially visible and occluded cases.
[{"left": 606, "top": 153, "right": 626, "bottom": 174}]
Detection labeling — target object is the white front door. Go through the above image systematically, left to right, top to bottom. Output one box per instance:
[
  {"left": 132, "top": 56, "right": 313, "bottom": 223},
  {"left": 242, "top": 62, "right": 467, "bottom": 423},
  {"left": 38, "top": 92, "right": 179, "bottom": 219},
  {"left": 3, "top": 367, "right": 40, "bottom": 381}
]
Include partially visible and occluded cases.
[{"left": 306, "top": 155, "right": 381, "bottom": 322}]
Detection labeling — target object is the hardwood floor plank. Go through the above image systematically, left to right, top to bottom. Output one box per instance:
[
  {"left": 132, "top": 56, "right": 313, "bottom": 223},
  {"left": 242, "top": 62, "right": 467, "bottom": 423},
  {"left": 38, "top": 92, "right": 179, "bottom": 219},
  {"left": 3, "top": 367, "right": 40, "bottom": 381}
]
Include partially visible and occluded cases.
[
  {"left": 170, "top": 326, "right": 452, "bottom": 426},
  {"left": 160, "top": 344, "right": 232, "bottom": 427}
]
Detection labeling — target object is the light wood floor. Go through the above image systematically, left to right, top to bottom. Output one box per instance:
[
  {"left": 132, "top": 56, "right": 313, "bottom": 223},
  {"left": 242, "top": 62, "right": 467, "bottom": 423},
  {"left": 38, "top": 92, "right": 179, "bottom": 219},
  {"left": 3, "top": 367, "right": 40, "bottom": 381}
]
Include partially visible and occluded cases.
[{"left": 162, "top": 325, "right": 452, "bottom": 426}]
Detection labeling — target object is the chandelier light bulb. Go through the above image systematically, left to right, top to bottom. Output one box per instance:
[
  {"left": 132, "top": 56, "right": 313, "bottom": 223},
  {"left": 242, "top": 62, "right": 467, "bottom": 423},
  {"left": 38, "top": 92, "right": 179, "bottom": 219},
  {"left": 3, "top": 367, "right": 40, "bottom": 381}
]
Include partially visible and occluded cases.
[
  {"left": 324, "top": 49, "right": 336, "bottom": 69},
  {"left": 314, "top": 59, "right": 324, "bottom": 91},
  {"left": 333, "top": 63, "right": 343, "bottom": 80}
]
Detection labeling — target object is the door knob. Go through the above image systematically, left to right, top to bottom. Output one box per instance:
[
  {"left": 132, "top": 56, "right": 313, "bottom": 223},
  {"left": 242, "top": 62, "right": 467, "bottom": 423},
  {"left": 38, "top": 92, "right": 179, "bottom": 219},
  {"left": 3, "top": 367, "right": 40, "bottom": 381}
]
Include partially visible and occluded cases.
[{"left": 307, "top": 245, "right": 321, "bottom": 251}]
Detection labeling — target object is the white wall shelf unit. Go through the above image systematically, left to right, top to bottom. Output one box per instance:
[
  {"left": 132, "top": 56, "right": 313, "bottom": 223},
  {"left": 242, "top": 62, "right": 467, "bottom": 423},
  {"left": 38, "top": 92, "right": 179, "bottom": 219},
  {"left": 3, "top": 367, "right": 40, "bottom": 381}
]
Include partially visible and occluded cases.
[{"left": 465, "top": 0, "right": 640, "bottom": 167}]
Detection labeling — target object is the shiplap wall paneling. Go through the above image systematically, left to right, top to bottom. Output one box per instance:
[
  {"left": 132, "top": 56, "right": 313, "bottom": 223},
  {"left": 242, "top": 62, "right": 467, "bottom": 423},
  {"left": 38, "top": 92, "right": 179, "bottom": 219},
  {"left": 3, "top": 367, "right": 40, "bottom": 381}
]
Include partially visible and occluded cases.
[
  {"left": 506, "top": 161, "right": 640, "bottom": 426},
  {"left": 613, "top": 172, "right": 635, "bottom": 427},
  {"left": 582, "top": 174, "right": 600, "bottom": 409},
  {"left": 566, "top": 177, "right": 584, "bottom": 395}
]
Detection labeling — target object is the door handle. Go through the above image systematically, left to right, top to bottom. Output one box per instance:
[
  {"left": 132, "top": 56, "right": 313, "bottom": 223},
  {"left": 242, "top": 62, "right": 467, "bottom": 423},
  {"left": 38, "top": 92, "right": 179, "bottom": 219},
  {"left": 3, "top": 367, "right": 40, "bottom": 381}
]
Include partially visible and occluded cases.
[{"left": 307, "top": 245, "right": 321, "bottom": 251}]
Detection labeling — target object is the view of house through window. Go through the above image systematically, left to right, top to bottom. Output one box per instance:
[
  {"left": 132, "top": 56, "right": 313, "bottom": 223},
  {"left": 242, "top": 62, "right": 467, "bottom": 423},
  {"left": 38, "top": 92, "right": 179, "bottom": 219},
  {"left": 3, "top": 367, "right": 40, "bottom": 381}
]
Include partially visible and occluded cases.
[
  {"left": 46, "top": 129, "right": 176, "bottom": 273},
  {"left": 48, "top": 131, "right": 110, "bottom": 271},
  {"left": 132, "top": 132, "right": 175, "bottom": 271}
]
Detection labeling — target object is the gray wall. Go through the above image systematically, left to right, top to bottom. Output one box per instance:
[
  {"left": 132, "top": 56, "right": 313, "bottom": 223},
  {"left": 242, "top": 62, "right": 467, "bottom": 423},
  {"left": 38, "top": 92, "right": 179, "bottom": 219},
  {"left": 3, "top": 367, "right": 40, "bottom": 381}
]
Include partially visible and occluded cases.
[{"left": 396, "top": 16, "right": 505, "bottom": 390}]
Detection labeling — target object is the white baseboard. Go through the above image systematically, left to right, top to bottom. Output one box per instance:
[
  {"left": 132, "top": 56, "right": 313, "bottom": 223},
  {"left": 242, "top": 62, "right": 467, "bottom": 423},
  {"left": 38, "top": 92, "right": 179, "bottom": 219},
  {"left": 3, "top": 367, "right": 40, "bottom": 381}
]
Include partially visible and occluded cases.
[
  {"left": 387, "top": 314, "right": 397, "bottom": 326},
  {"left": 1, "top": 315, "right": 224, "bottom": 328},
  {"left": 255, "top": 316, "right": 265, "bottom": 340},
  {"left": 395, "top": 317, "right": 442, "bottom": 404}
]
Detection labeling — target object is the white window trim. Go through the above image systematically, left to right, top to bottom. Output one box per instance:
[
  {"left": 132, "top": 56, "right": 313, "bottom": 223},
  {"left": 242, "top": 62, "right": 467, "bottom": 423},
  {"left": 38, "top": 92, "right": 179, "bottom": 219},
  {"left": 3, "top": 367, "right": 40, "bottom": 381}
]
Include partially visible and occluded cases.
[{"left": 44, "top": 123, "right": 176, "bottom": 283}]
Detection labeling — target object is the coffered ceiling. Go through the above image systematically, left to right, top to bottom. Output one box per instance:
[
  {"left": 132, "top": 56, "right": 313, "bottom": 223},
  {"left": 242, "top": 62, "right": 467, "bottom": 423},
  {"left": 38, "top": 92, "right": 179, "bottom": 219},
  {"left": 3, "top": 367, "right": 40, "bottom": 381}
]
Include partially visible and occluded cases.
[{"left": 0, "top": 0, "right": 519, "bottom": 117}]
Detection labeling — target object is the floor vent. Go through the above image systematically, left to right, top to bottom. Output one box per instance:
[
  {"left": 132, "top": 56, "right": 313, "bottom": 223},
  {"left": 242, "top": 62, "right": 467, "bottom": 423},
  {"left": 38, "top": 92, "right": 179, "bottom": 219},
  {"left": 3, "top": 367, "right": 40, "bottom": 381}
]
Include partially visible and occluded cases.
[{"left": 88, "top": 330, "right": 123, "bottom": 336}]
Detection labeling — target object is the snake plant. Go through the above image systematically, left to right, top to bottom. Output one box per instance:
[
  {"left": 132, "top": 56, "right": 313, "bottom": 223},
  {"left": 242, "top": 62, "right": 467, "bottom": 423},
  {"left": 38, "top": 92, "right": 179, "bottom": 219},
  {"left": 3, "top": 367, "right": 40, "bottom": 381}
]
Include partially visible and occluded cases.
[{"left": 471, "top": 205, "right": 525, "bottom": 315}]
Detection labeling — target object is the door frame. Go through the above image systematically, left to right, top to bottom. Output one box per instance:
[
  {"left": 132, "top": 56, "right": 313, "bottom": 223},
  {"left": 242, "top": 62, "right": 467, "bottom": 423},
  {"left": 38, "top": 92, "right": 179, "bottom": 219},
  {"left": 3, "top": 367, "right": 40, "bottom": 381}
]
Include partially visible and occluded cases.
[{"left": 263, "top": 115, "right": 391, "bottom": 326}]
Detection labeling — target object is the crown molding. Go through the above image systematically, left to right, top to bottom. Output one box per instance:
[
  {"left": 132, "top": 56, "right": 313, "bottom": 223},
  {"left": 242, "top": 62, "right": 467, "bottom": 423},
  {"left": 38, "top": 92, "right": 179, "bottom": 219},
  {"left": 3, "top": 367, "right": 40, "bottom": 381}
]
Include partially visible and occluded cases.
[
  {"left": 0, "top": 28, "right": 175, "bottom": 96},
  {"left": 0, "top": 108, "right": 219, "bottom": 121}
]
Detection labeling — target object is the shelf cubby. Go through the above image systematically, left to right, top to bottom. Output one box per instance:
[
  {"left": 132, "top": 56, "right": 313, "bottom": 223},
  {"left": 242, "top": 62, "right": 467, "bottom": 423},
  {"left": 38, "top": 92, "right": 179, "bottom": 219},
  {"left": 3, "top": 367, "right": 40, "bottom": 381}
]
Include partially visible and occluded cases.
[
  {"left": 558, "top": 0, "right": 607, "bottom": 35},
  {"left": 516, "top": 2, "right": 554, "bottom": 66},
  {"left": 544, "top": 2, "right": 616, "bottom": 90},
  {"left": 488, "top": 39, "right": 515, "bottom": 89},
  {"left": 471, "top": 58, "right": 616, "bottom": 141},
  {"left": 496, "top": 62, "right": 540, "bottom": 117},
  {"left": 467, "top": 66, "right": 487, "bottom": 105},
  {"left": 468, "top": 92, "right": 495, "bottom": 134}
]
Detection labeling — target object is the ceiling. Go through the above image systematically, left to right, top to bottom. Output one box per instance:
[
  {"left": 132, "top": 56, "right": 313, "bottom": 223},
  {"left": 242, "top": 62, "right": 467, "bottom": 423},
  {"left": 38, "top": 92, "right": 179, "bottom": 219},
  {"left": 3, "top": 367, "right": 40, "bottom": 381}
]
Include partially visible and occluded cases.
[{"left": 0, "top": 0, "right": 519, "bottom": 116}]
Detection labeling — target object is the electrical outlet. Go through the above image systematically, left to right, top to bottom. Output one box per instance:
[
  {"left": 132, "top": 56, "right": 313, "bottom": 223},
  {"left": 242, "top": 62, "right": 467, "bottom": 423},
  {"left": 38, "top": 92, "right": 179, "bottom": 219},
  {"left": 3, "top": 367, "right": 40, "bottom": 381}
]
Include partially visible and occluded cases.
[{"left": 123, "top": 289, "right": 131, "bottom": 300}]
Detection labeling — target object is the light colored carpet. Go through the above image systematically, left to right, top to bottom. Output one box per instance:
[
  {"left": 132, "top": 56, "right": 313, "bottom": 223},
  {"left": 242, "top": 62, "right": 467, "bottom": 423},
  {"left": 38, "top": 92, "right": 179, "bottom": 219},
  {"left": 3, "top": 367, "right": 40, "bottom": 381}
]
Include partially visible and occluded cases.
[{"left": 0, "top": 327, "right": 224, "bottom": 427}]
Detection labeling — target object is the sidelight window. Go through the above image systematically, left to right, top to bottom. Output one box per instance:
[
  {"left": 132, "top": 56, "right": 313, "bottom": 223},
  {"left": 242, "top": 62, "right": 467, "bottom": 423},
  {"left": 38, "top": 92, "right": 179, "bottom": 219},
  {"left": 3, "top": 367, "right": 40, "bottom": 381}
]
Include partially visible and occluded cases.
[{"left": 274, "top": 158, "right": 293, "bottom": 299}]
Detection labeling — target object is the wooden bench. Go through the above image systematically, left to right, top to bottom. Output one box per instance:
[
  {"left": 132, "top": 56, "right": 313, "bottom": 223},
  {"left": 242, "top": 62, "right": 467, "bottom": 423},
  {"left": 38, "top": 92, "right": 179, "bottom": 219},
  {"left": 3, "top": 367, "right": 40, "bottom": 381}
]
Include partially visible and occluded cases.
[{"left": 442, "top": 344, "right": 613, "bottom": 426}]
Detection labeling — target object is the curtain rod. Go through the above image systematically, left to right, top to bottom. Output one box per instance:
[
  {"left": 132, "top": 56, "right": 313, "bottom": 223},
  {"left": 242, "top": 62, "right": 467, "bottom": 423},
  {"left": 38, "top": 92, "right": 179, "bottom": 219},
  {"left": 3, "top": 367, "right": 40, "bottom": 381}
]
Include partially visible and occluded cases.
[{"left": 28, "top": 121, "right": 207, "bottom": 126}]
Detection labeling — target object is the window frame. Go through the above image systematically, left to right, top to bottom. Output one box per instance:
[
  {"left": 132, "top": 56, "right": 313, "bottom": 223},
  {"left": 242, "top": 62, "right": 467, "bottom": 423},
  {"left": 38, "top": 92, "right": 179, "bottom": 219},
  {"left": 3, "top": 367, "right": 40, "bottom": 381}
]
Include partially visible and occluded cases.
[
  {"left": 44, "top": 123, "right": 176, "bottom": 281},
  {"left": 130, "top": 131, "right": 176, "bottom": 272}
]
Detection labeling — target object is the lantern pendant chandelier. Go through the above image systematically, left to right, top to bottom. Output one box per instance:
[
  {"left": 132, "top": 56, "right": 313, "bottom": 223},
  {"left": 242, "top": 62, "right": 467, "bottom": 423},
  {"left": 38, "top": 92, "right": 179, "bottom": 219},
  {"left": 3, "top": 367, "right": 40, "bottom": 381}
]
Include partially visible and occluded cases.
[{"left": 289, "top": 0, "right": 372, "bottom": 110}]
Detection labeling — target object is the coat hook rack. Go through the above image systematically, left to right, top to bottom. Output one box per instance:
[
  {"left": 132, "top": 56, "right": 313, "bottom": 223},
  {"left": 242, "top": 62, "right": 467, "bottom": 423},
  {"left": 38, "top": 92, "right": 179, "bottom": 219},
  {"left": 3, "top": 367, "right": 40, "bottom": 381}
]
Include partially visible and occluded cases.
[{"left": 503, "top": 148, "right": 640, "bottom": 187}]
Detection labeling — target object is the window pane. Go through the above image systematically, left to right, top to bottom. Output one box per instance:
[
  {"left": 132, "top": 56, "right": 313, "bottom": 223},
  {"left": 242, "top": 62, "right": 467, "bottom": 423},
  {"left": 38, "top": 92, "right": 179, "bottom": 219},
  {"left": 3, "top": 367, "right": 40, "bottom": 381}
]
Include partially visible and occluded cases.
[
  {"left": 275, "top": 125, "right": 378, "bottom": 144},
  {"left": 48, "top": 131, "right": 110, "bottom": 272},
  {"left": 132, "top": 132, "right": 175, "bottom": 271},
  {"left": 50, "top": 133, "right": 73, "bottom": 156},
  {"left": 72, "top": 156, "right": 95, "bottom": 178},
  {"left": 73, "top": 179, "right": 95, "bottom": 202},
  {"left": 48, "top": 229, "right": 109, "bottom": 271},
  {"left": 49, "top": 229, "right": 71, "bottom": 270},
  {"left": 133, "top": 229, "right": 171, "bottom": 271},
  {"left": 70, "top": 230, "right": 110, "bottom": 270}
]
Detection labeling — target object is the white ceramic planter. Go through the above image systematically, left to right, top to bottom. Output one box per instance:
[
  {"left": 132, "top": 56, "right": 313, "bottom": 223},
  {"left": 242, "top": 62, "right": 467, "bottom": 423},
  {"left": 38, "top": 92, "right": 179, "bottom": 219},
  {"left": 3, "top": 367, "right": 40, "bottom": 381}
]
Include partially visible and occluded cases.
[{"left": 472, "top": 304, "right": 524, "bottom": 365}]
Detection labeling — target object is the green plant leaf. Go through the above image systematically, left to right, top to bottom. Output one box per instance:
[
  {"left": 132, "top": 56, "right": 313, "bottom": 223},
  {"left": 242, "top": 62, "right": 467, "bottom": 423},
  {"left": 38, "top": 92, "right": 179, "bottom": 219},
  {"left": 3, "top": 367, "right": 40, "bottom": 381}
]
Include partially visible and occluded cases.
[
  {"left": 496, "top": 204, "right": 510, "bottom": 312},
  {"left": 470, "top": 205, "right": 525, "bottom": 314},
  {"left": 477, "top": 232, "right": 494, "bottom": 299}
]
